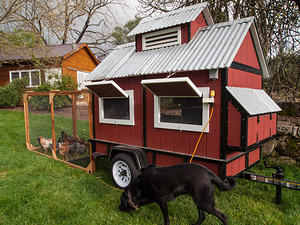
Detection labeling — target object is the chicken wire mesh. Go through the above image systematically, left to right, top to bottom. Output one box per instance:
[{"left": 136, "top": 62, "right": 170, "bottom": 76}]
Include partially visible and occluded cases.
[{"left": 26, "top": 91, "right": 91, "bottom": 169}]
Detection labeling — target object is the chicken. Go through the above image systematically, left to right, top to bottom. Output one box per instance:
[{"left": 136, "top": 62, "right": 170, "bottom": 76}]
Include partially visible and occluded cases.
[
  {"left": 60, "top": 131, "right": 88, "bottom": 146},
  {"left": 37, "top": 136, "right": 53, "bottom": 153},
  {"left": 58, "top": 141, "right": 70, "bottom": 161},
  {"left": 69, "top": 142, "right": 87, "bottom": 155}
]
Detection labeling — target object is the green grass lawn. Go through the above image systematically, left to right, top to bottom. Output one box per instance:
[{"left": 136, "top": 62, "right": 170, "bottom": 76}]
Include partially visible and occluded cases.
[{"left": 0, "top": 110, "right": 300, "bottom": 225}]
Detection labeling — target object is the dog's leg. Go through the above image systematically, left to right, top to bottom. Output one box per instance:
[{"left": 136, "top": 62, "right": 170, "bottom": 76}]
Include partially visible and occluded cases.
[
  {"left": 191, "top": 195, "right": 206, "bottom": 225},
  {"left": 157, "top": 200, "right": 170, "bottom": 225},
  {"left": 203, "top": 207, "right": 228, "bottom": 225}
]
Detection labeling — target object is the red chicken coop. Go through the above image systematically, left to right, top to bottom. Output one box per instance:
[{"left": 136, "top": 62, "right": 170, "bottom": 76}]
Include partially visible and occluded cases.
[{"left": 85, "top": 2, "right": 281, "bottom": 188}]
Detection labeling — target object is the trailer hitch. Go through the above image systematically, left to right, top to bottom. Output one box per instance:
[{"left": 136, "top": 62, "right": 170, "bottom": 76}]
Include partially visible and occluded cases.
[
  {"left": 239, "top": 155, "right": 300, "bottom": 204},
  {"left": 263, "top": 156, "right": 285, "bottom": 204}
]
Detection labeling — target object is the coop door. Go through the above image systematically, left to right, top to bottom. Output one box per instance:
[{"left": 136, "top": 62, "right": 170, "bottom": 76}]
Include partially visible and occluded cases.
[{"left": 77, "top": 71, "right": 89, "bottom": 90}]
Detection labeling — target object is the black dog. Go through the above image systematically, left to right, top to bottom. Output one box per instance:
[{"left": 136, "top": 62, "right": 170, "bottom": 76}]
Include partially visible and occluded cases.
[{"left": 119, "top": 163, "right": 235, "bottom": 225}]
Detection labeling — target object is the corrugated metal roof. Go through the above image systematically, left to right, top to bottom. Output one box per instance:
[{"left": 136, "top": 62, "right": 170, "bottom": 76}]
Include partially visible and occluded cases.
[
  {"left": 128, "top": 3, "right": 208, "bottom": 36},
  {"left": 88, "top": 17, "right": 259, "bottom": 81},
  {"left": 226, "top": 86, "right": 281, "bottom": 115}
]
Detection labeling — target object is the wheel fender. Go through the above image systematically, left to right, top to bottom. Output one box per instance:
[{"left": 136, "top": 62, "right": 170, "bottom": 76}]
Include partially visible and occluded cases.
[{"left": 109, "top": 145, "right": 149, "bottom": 169}]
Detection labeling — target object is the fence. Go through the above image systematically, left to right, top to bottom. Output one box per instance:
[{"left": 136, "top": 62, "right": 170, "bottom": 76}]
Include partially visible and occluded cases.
[{"left": 23, "top": 90, "right": 95, "bottom": 173}]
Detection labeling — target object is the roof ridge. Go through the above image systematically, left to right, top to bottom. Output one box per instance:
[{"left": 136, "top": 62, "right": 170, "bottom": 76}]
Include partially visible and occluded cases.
[
  {"left": 128, "top": 2, "right": 209, "bottom": 36},
  {"left": 141, "top": 2, "right": 208, "bottom": 23},
  {"left": 201, "top": 16, "right": 254, "bottom": 31},
  {"left": 115, "top": 42, "right": 135, "bottom": 49}
]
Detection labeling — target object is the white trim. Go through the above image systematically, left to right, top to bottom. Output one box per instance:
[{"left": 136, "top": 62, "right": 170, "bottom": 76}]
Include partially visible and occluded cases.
[
  {"left": 250, "top": 23, "right": 269, "bottom": 78},
  {"left": 142, "top": 26, "right": 182, "bottom": 51},
  {"left": 9, "top": 69, "right": 41, "bottom": 87},
  {"left": 77, "top": 71, "right": 89, "bottom": 90},
  {"left": 141, "top": 77, "right": 203, "bottom": 97},
  {"left": 85, "top": 80, "right": 128, "bottom": 98},
  {"left": 154, "top": 87, "right": 210, "bottom": 133},
  {"left": 99, "top": 90, "right": 135, "bottom": 126}
]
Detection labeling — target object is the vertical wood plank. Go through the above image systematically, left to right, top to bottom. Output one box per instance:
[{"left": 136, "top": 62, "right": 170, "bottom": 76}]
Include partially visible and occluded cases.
[
  {"left": 49, "top": 93, "right": 57, "bottom": 159},
  {"left": 23, "top": 94, "right": 31, "bottom": 149},
  {"left": 72, "top": 94, "right": 77, "bottom": 137}
]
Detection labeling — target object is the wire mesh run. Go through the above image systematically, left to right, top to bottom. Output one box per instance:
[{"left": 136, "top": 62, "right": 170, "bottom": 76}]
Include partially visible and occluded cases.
[{"left": 24, "top": 90, "right": 94, "bottom": 172}]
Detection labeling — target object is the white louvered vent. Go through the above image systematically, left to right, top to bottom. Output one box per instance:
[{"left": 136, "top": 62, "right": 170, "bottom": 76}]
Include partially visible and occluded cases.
[{"left": 142, "top": 26, "right": 181, "bottom": 51}]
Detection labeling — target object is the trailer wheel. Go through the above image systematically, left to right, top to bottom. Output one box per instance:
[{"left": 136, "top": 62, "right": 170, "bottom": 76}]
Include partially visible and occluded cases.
[{"left": 110, "top": 153, "right": 139, "bottom": 189}]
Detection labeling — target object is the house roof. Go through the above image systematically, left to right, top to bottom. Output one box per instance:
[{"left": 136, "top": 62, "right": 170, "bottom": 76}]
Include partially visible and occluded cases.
[
  {"left": 128, "top": 2, "right": 213, "bottom": 36},
  {"left": 88, "top": 16, "right": 269, "bottom": 81},
  {"left": 0, "top": 43, "right": 98, "bottom": 64},
  {"left": 226, "top": 86, "right": 281, "bottom": 115}
]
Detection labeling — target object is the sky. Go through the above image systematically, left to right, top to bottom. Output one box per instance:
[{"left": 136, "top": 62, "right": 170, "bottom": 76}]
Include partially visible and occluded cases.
[{"left": 113, "top": 0, "right": 139, "bottom": 26}]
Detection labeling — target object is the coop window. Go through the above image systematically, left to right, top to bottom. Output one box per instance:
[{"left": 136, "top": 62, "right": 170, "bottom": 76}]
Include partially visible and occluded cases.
[
  {"left": 142, "top": 26, "right": 181, "bottom": 50},
  {"left": 9, "top": 70, "right": 41, "bottom": 87},
  {"left": 141, "top": 77, "right": 211, "bottom": 132},
  {"left": 153, "top": 88, "right": 209, "bottom": 132},
  {"left": 99, "top": 90, "right": 134, "bottom": 126},
  {"left": 159, "top": 97, "right": 203, "bottom": 125}
]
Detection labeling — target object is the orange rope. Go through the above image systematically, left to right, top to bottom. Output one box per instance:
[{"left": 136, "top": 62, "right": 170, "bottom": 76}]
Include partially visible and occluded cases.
[
  {"left": 189, "top": 106, "right": 214, "bottom": 163},
  {"left": 96, "top": 177, "right": 123, "bottom": 192}
]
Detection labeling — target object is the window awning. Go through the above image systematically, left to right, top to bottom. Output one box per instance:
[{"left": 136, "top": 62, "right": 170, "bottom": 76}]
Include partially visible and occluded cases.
[
  {"left": 141, "top": 77, "right": 203, "bottom": 97},
  {"left": 85, "top": 80, "right": 128, "bottom": 98},
  {"left": 226, "top": 86, "right": 281, "bottom": 115}
]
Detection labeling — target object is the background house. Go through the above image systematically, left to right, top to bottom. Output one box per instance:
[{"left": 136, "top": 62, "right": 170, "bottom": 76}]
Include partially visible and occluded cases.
[{"left": 0, "top": 43, "right": 99, "bottom": 88}]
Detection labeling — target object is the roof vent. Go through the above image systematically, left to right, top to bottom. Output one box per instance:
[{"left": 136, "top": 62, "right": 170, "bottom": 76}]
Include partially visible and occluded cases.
[{"left": 142, "top": 26, "right": 181, "bottom": 51}]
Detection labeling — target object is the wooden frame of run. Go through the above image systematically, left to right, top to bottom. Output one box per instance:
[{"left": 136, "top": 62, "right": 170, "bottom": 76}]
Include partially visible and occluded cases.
[{"left": 23, "top": 90, "right": 95, "bottom": 173}]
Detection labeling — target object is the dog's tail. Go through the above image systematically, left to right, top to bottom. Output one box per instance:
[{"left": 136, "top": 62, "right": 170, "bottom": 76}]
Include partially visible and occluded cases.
[{"left": 212, "top": 176, "right": 236, "bottom": 191}]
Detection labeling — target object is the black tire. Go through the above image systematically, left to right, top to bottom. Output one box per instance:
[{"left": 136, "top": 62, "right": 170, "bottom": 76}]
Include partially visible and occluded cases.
[{"left": 110, "top": 153, "right": 140, "bottom": 189}]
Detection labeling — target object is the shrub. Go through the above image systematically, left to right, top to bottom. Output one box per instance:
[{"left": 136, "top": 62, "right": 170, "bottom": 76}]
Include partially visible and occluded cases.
[
  {"left": 29, "top": 75, "right": 77, "bottom": 110},
  {"left": 0, "top": 79, "right": 28, "bottom": 108}
]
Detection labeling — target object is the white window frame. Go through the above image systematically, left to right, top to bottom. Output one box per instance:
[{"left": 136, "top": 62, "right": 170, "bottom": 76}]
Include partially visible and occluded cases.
[
  {"left": 142, "top": 26, "right": 182, "bottom": 51},
  {"left": 9, "top": 69, "right": 41, "bottom": 87},
  {"left": 77, "top": 71, "right": 90, "bottom": 90},
  {"left": 154, "top": 87, "right": 210, "bottom": 133},
  {"left": 99, "top": 90, "right": 135, "bottom": 126}
]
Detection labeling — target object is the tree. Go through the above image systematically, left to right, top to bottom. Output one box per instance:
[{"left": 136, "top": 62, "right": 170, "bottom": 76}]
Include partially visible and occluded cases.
[
  {"left": 0, "top": 0, "right": 23, "bottom": 25},
  {"left": 4, "top": 0, "right": 126, "bottom": 54},
  {"left": 111, "top": 17, "right": 141, "bottom": 45}
]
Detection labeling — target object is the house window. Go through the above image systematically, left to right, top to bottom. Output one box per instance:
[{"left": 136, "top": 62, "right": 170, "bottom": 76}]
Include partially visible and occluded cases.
[
  {"left": 142, "top": 26, "right": 181, "bottom": 51},
  {"left": 9, "top": 70, "right": 41, "bottom": 87},
  {"left": 154, "top": 87, "right": 210, "bottom": 132},
  {"left": 99, "top": 90, "right": 134, "bottom": 126}
]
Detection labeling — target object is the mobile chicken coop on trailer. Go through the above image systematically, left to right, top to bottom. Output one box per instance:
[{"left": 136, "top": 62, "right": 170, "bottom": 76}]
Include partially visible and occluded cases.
[{"left": 85, "top": 2, "right": 281, "bottom": 188}]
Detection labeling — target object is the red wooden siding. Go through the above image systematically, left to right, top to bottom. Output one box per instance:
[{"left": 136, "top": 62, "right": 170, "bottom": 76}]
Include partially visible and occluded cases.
[
  {"left": 190, "top": 13, "right": 207, "bottom": 38},
  {"left": 181, "top": 24, "right": 189, "bottom": 44},
  {"left": 234, "top": 31, "right": 260, "bottom": 69},
  {"left": 136, "top": 35, "right": 142, "bottom": 52},
  {"left": 228, "top": 68, "right": 262, "bottom": 89},
  {"left": 94, "top": 70, "right": 222, "bottom": 166},
  {"left": 145, "top": 71, "right": 221, "bottom": 160},
  {"left": 94, "top": 77, "right": 144, "bottom": 147},
  {"left": 227, "top": 102, "right": 241, "bottom": 147},
  {"left": 247, "top": 114, "right": 277, "bottom": 146},
  {"left": 248, "top": 148, "right": 260, "bottom": 166},
  {"left": 226, "top": 152, "right": 245, "bottom": 176}
]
